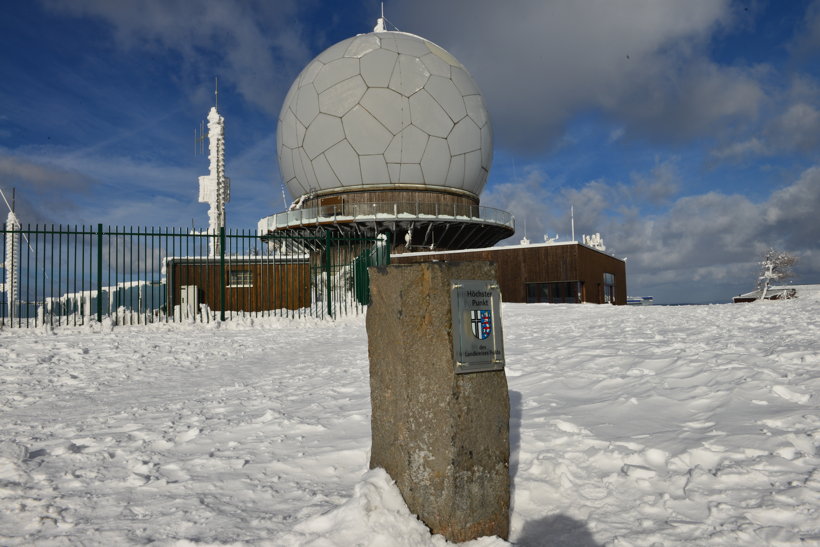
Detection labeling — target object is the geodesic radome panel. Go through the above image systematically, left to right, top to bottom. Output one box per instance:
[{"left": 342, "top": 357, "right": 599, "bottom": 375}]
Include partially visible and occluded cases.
[{"left": 277, "top": 31, "right": 493, "bottom": 200}]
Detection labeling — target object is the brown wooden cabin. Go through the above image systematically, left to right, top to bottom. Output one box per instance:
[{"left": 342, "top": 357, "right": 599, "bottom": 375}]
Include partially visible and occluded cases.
[
  {"left": 392, "top": 242, "right": 627, "bottom": 305},
  {"left": 165, "top": 257, "right": 311, "bottom": 313}
]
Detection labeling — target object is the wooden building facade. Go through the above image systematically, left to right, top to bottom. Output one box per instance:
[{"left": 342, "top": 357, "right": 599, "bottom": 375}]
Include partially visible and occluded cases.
[
  {"left": 392, "top": 242, "right": 627, "bottom": 305},
  {"left": 165, "top": 257, "right": 311, "bottom": 314}
]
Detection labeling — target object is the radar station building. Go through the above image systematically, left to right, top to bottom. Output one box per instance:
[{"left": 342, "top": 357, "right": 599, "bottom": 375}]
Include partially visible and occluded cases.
[
  {"left": 258, "top": 17, "right": 626, "bottom": 304},
  {"left": 258, "top": 20, "right": 512, "bottom": 251}
]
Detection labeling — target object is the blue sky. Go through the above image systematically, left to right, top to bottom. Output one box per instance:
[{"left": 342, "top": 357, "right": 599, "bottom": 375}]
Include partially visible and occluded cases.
[{"left": 1, "top": 0, "right": 819, "bottom": 303}]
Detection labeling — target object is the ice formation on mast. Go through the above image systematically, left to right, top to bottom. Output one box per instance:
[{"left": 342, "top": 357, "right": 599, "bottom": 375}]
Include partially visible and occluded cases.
[
  {"left": 198, "top": 81, "right": 230, "bottom": 256},
  {"left": 2, "top": 189, "right": 20, "bottom": 322}
]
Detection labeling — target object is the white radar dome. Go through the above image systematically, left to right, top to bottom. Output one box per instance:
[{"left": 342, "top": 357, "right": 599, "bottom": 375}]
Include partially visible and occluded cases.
[{"left": 277, "top": 30, "right": 493, "bottom": 200}]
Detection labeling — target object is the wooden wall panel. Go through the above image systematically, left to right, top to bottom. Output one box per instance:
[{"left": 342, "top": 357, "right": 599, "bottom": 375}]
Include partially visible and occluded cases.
[
  {"left": 393, "top": 244, "right": 627, "bottom": 305},
  {"left": 575, "top": 246, "right": 627, "bottom": 305},
  {"left": 168, "top": 261, "right": 311, "bottom": 312}
]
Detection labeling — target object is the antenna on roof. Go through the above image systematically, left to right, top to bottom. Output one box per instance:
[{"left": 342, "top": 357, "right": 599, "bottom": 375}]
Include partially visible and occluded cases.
[
  {"left": 194, "top": 77, "right": 220, "bottom": 156},
  {"left": 195, "top": 120, "right": 206, "bottom": 156},
  {"left": 520, "top": 217, "right": 530, "bottom": 245}
]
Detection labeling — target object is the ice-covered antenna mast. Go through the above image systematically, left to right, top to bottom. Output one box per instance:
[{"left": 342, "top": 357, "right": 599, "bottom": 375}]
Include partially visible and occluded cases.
[
  {"left": 197, "top": 78, "right": 231, "bottom": 257},
  {"left": 1, "top": 187, "right": 22, "bottom": 322}
]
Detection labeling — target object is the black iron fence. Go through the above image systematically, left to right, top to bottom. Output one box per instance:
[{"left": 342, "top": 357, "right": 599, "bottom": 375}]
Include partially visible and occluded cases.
[{"left": 0, "top": 224, "right": 389, "bottom": 328}]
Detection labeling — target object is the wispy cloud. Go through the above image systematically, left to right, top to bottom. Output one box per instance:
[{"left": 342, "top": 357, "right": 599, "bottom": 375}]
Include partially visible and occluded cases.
[
  {"left": 40, "top": 0, "right": 315, "bottom": 115},
  {"left": 391, "top": 0, "right": 766, "bottom": 151},
  {"left": 789, "top": 0, "right": 820, "bottom": 62},
  {"left": 0, "top": 153, "right": 92, "bottom": 223},
  {"left": 484, "top": 161, "right": 820, "bottom": 302}
]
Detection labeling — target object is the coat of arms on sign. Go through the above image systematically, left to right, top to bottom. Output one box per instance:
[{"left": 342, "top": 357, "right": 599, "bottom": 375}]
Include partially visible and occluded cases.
[{"left": 471, "top": 310, "right": 492, "bottom": 340}]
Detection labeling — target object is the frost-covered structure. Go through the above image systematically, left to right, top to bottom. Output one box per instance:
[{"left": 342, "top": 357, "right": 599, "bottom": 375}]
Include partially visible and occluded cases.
[
  {"left": 260, "top": 19, "right": 514, "bottom": 250},
  {"left": 198, "top": 106, "right": 230, "bottom": 256},
  {"left": 4, "top": 211, "right": 20, "bottom": 321},
  {"left": 583, "top": 233, "right": 606, "bottom": 251}
]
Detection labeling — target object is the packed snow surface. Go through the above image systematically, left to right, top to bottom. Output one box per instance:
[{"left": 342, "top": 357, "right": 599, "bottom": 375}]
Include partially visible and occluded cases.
[{"left": 1, "top": 299, "right": 818, "bottom": 545}]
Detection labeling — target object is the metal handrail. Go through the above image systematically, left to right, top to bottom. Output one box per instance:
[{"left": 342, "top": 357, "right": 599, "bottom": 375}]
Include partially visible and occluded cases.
[{"left": 260, "top": 201, "right": 514, "bottom": 231}]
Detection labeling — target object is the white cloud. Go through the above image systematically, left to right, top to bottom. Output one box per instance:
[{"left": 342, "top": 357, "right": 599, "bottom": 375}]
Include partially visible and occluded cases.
[
  {"left": 40, "top": 0, "right": 314, "bottom": 115},
  {"left": 390, "top": 0, "right": 765, "bottom": 151},
  {"left": 790, "top": 0, "right": 820, "bottom": 61},
  {"left": 613, "top": 61, "right": 764, "bottom": 140},
  {"left": 711, "top": 81, "right": 820, "bottom": 162},
  {"left": 766, "top": 103, "right": 820, "bottom": 154},
  {"left": 2, "top": 133, "right": 290, "bottom": 228},
  {"left": 711, "top": 137, "right": 768, "bottom": 162},
  {"left": 0, "top": 145, "right": 201, "bottom": 226},
  {"left": 0, "top": 153, "right": 93, "bottom": 223},
  {"left": 0, "top": 154, "right": 89, "bottom": 193},
  {"left": 486, "top": 160, "right": 820, "bottom": 301},
  {"left": 626, "top": 162, "right": 680, "bottom": 205},
  {"left": 764, "top": 166, "right": 820, "bottom": 247},
  {"left": 481, "top": 168, "right": 559, "bottom": 242},
  {"left": 613, "top": 168, "right": 820, "bottom": 294}
]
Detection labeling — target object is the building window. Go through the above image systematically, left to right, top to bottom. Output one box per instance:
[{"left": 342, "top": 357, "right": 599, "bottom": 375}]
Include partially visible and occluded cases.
[
  {"left": 228, "top": 270, "right": 253, "bottom": 287},
  {"left": 603, "top": 273, "right": 615, "bottom": 303},
  {"left": 526, "top": 281, "right": 582, "bottom": 304}
]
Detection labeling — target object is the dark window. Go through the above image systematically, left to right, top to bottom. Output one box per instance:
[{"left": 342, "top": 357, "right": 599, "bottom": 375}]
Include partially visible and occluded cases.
[
  {"left": 228, "top": 270, "right": 253, "bottom": 287},
  {"left": 603, "top": 273, "right": 615, "bottom": 303},
  {"left": 526, "top": 281, "right": 582, "bottom": 303}
]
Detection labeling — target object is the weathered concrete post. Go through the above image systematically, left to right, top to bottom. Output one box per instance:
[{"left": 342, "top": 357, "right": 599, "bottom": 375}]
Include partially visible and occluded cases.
[{"left": 367, "top": 261, "right": 510, "bottom": 542}]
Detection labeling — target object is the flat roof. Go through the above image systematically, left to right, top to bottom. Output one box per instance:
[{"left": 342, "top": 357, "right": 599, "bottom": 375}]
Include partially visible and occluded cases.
[{"left": 393, "top": 240, "right": 624, "bottom": 261}]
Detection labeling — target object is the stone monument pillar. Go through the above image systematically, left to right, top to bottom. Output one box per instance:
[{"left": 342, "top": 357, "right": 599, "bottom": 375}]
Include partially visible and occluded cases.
[{"left": 367, "top": 261, "right": 510, "bottom": 542}]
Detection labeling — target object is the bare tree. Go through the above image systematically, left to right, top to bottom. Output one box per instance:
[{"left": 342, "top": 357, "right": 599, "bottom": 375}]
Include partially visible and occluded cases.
[{"left": 758, "top": 248, "right": 798, "bottom": 300}]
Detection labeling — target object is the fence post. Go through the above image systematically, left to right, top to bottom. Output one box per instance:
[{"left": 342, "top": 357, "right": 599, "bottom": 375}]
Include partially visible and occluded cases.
[
  {"left": 96, "top": 223, "right": 103, "bottom": 323},
  {"left": 219, "top": 226, "right": 226, "bottom": 322},
  {"left": 325, "top": 230, "right": 332, "bottom": 318}
]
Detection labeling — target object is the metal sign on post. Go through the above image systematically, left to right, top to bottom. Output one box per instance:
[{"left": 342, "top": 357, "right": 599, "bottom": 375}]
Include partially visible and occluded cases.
[{"left": 450, "top": 279, "right": 505, "bottom": 374}]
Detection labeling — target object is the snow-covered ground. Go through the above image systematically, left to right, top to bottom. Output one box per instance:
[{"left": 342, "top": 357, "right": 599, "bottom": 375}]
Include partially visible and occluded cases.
[{"left": 0, "top": 298, "right": 818, "bottom": 545}]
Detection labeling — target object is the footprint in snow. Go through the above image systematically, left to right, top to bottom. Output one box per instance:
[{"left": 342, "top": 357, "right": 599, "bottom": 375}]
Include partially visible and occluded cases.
[
  {"left": 551, "top": 419, "right": 591, "bottom": 435},
  {"left": 682, "top": 420, "right": 716, "bottom": 429}
]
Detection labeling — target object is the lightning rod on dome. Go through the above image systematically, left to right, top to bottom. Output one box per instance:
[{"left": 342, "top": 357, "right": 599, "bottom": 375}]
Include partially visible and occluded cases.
[
  {"left": 374, "top": 3, "right": 385, "bottom": 32},
  {"left": 374, "top": 3, "right": 398, "bottom": 32}
]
